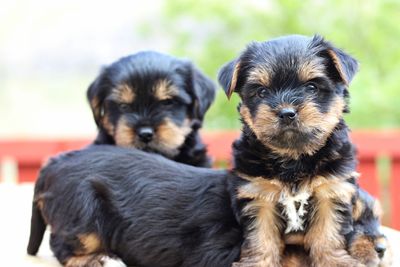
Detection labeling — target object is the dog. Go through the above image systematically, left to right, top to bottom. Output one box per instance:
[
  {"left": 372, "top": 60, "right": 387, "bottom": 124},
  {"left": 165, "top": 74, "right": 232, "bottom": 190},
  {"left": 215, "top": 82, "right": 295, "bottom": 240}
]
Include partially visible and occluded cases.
[
  {"left": 218, "top": 34, "right": 388, "bottom": 266},
  {"left": 27, "top": 35, "right": 389, "bottom": 267},
  {"left": 87, "top": 51, "right": 216, "bottom": 167},
  {"left": 27, "top": 145, "right": 244, "bottom": 267},
  {"left": 281, "top": 189, "right": 391, "bottom": 267}
]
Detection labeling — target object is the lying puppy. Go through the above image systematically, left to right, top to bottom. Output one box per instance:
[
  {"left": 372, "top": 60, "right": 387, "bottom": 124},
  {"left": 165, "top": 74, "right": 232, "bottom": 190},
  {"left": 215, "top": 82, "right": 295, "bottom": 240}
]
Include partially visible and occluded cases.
[
  {"left": 218, "top": 34, "right": 388, "bottom": 266},
  {"left": 27, "top": 35, "right": 388, "bottom": 267},
  {"left": 87, "top": 51, "right": 216, "bottom": 167},
  {"left": 27, "top": 145, "right": 243, "bottom": 267},
  {"left": 282, "top": 189, "right": 391, "bottom": 267}
]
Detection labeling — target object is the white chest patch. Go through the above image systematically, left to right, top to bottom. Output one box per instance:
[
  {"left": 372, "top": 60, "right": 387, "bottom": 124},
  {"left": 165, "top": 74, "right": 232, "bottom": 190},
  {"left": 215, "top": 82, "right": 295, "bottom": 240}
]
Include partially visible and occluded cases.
[{"left": 278, "top": 190, "right": 311, "bottom": 234}]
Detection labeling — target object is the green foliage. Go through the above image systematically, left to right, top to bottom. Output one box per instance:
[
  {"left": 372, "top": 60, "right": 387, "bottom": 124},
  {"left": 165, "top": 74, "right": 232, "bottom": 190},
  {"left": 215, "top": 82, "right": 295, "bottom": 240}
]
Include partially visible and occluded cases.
[{"left": 153, "top": 0, "right": 400, "bottom": 129}]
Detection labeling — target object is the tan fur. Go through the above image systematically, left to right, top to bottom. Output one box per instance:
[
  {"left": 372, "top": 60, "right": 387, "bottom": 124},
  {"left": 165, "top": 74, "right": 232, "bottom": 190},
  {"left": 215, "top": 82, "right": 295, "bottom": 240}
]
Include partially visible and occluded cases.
[
  {"left": 327, "top": 49, "right": 349, "bottom": 85},
  {"left": 298, "top": 58, "right": 326, "bottom": 82},
  {"left": 226, "top": 61, "right": 241, "bottom": 99},
  {"left": 247, "top": 66, "right": 271, "bottom": 87},
  {"left": 153, "top": 79, "right": 179, "bottom": 100},
  {"left": 110, "top": 84, "right": 135, "bottom": 103},
  {"left": 90, "top": 96, "right": 101, "bottom": 121},
  {"left": 242, "top": 96, "right": 345, "bottom": 159},
  {"left": 101, "top": 113, "right": 115, "bottom": 136},
  {"left": 114, "top": 117, "right": 134, "bottom": 147},
  {"left": 152, "top": 118, "right": 192, "bottom": 157},
  {"left": 236, "top": 174, "right": 360, "bottom": 267},
  {"left": 304, "top": 176, "right": 360, "bottom": 267},
  {"left": 235, "top": 177, "right": 284, "bottom": 266},
  {"left": 352, "top": 198, "right": 365, "bottom": 221},
  {"left": 372, "top": 199, "right": 383, "bottom": 220},
  {"left": 77, "top": 233, "right": 102, "bottom": 255},
  {"left": 284, "top": 233, "right": 304, "bottom": 245},
  {"left": 349, "top": 235, "right": 380, "bottom": 267},
  {"left": 282, "top": 248, "right": 311, "bottom": 267},
  {"left": 65, "top": 254, "right": 106, "bottom": 267}
]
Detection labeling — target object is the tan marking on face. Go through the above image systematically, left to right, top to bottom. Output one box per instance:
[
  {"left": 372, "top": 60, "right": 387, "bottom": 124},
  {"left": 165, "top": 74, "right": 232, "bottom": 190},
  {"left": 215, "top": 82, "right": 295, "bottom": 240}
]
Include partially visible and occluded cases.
[
  {"left": 298, "top": 58, "right": 326, "bottom": 82},
  {"left": 226, "top": 61, "right": 241, "bottom": 99},
  {"left": 247, "top": 66, "right": 271, "bottom": 87},
  {"left": 153, "top": 79, "right": 178, "bottom": 101},
  {"left": 110, "top": 84, "right": 135, "bottom": 103},
  {"left": 101, "top": 113, "right": 115, "bottom": 136},
  {"left": 114, "top": 117, "right": 134, "bottom": 147},
  {"left": 152, "top": 118, "right": 192, "bottom": 157},
  {"left": 352, "top": 197, "right": 365, "bottom": 221},
  {"left": 77, "top": 233, "right": 102, "bottom": 254},
  {"left": 349, "top": 235, "right": 380, "bottom": 266},
  {"left": 65, "top": 254, "right": 106, "bottom": 267}
]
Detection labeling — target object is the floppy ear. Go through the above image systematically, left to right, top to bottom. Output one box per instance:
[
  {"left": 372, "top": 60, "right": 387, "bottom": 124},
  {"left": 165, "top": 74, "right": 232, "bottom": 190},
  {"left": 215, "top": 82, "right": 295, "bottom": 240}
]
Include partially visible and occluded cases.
[
  {"left": 326, "top": 47, "right": 359, "bottom": 85},
  {"left": 217, "top": 59, "right": 241, "bottom": 99},
  {"left": 190, "top": 65, "right": 216, "bottom": 121},
  {"left": 86, "top": 70, "right": 108, "bottom": 127}
]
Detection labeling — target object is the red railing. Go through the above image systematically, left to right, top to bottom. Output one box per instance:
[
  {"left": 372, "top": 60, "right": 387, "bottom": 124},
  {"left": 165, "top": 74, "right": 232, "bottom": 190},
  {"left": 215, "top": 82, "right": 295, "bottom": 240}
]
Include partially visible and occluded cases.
[{"left": 1, "top": 130, "right": 399, "bottom": 229}]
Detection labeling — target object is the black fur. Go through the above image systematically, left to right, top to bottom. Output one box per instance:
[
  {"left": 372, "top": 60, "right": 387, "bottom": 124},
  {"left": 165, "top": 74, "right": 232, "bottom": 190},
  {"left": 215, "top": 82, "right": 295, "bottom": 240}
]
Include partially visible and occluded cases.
[
  {"left": 87, "top": 51, "right": 216, "bottom": 167},
  {"left": 28, "top": 146, "right": 244, "bottom": 267}
]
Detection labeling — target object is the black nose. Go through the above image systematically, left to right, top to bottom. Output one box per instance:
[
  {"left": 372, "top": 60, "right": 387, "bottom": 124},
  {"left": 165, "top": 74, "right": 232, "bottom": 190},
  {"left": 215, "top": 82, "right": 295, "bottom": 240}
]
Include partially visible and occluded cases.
[
  {"left": 279, "top": 108, "right": 297, "bottom": 123},
  {"left": 137, "top": 127, "right": 154, "bottom": 143},
  {"left": 375, "top": 244, "right": 386, "bottom": 259}
]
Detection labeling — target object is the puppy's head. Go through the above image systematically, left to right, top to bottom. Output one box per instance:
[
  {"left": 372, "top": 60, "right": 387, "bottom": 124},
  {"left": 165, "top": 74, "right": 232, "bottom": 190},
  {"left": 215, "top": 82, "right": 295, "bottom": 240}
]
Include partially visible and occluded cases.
[
  {"left": 219, "top": 35, "right": 358, "bottom": 158},
  {"left": 87, "top": 51, "right": 215, "bottom": 158},
  {"left": 350, "top": 190, "right": 391, "bottom": 267}
]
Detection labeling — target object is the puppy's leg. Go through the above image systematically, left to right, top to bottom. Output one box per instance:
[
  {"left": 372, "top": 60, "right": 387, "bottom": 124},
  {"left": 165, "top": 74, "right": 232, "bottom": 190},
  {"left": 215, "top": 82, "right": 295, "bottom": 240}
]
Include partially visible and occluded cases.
[
  {"left": 304, "top": 180, "right": 363, "bottom": 267},
  {"left": 233, "top": 199, "right": 284, "bottom": 267}
]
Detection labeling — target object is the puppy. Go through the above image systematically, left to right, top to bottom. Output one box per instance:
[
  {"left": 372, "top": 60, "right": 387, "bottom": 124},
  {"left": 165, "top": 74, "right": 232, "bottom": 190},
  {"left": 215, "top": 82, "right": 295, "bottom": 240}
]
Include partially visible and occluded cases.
[
  {"left": 27, "top": 35, "right": 389, "bottom": 267},
  {"left": 218, "top": 35, "right": 387, "bottom": 266},
  {"left": 87, "top": 51, "right": 216, "bottom": 167},
  {"left": 27, "top": 145, "right": 244, "bottom": 267},
  {"left": 281, "top": 189, "right": 391, "bottom": 267}
]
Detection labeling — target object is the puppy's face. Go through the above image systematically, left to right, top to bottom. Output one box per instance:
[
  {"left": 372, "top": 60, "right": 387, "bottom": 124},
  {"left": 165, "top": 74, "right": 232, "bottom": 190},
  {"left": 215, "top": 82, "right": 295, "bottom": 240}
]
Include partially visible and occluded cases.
[
  {"left": 219, "top": 35, "right": 358, "bottom": 158},
  {"left": 88, "top": 51, "right": 215, "bottom": 158},
  {"left": 350, "top": 190, "right": 391, "bottom": 267}
]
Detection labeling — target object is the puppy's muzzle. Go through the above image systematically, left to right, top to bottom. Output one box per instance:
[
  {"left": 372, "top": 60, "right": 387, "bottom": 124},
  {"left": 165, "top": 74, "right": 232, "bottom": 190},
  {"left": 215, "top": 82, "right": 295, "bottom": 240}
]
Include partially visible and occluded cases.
[
  {"left": 279, "top": 108, "right": 297, "bottom": 125},
  {"left": 137, "top": 127, "right": 154, "bottom": 143},
  {"left": 375, "top": 243, "right": 386, "bottom": 259}
]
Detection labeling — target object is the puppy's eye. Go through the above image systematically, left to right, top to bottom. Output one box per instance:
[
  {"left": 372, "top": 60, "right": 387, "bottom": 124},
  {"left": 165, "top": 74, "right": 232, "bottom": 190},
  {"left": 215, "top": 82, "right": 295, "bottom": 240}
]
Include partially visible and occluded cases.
[
  {"left": 305, "top": 83, "right": 318, "bottom": 93},
  {"left": 257, "top": 88, "right": 268, "bottom": 98},
  {"left": 161, "top": 99, "right": 174, "bottom": 106},
  {"left": 118, "top": 103, "right": 131, "bottom": 112}
]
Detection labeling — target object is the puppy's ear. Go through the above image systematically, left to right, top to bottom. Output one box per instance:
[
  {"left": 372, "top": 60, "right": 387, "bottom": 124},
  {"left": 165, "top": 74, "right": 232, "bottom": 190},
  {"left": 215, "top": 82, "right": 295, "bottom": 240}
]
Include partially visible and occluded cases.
[
  {"left": 312, "top": 35, "right": 358, "bottom": 85},
  {"left": 326, "top": 47, "right": 359, "bottom": 85},
  {"left": 218, "top": 59, "right": 241, "bottom": 99},
  {"left": 191, "top": 65, "right": 216, "bottom": 120},
  {"left": 86, "top": 70, "right": 108, "bottom": 127}
]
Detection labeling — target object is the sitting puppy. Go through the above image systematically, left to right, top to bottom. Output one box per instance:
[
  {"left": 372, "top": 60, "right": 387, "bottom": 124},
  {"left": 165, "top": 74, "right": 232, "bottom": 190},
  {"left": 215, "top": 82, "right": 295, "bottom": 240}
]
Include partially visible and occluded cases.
[
  {"left": 27, "top": 35, "right": 388, "bottom": 267},
  {"left": 218, "top": 35, "right": 388, "bottom": 266},
  {"left": 87, "top": 51, "right": 216, "bottom": 167}
]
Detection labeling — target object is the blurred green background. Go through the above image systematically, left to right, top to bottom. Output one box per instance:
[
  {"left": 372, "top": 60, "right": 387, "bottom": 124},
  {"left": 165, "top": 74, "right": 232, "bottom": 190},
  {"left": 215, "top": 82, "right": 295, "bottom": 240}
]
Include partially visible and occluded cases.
[
  {"left": 0, "top": 0, "right": 399, "bottom": 138},
  {"left": 154, "top": 0, "right": 400, "bottom": 130}
]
